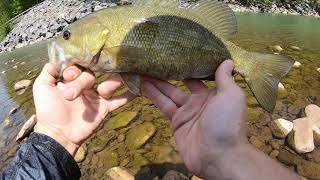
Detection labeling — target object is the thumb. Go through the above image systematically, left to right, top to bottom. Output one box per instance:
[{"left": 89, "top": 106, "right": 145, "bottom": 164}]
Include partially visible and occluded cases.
[
  {"left": 215, "top": 60, "right": 235, "bottom": 92},
  {"left": 34, "top": 63, "right": 58, "bottom": 87}
]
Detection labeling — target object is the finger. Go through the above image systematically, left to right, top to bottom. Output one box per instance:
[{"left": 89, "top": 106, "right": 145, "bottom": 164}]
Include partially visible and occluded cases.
[
  {"left": 215, "top": 60, "right": 235, "bottom": 92},
  {"left": 34, "top": 63, "right": 58, "bottom": 87},
  {"left": 62, "top": 66, "right": 82, "bottom": 82},
  {"left": 58, "top": 71, "right": 96, "bottom": 100},
  {"left": 97, "top": 74, "right": 123, "bottom": 99},
  {"left": 142, "top": 76, "right": 188, "bottom": 106},
  {"left": 182, "top": 79, "right": 208, "bottom": 94},
  {"left": 141, "top": 81, "right": 178, "bottom": 119},
  {"left": 107, "top": 91, "right": 136, "bottom": 111}
]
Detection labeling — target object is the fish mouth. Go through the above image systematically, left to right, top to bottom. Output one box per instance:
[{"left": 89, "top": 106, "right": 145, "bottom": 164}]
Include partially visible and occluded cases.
[{"left": 48, "top": 41, "right": 69, "bottom": 76}]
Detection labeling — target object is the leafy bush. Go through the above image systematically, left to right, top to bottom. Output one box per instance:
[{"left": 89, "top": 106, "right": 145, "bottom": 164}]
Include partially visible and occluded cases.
[{"left": 0, "top": 0, "right": 43, "bottom": 41}]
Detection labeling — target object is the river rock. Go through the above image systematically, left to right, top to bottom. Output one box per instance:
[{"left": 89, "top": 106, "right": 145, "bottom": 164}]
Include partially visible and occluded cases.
[
  {"left": 269, "top": 45, "right": 283, "bottom": 52},
  {"left": 289, "top": 45, "right": 301, "bottom": 51},
  {"left": 293, "top": 61, "right": 302, "bottom": 68},
  {"left": 317, "top": 68, "right": 320, "bottom": 73},
  {"left": 1, "top": 71, "right": 6, "bottom": 74},
  {"left": 14, "top": 80, "right": 32, "bottom": 95},
  {"left": 305, "top": 104, "right": 320, "bottom": 146},
  {"left": 9, "top": 106, "right": 19, "bottom": 115},
  {"left": 106, "top": 111, "right": 138, "bottom": 130},
  {"left": 16, "top": 115, "right": 37, "bottom": 141},
  {"left": 1, "top": 118, "right": 13, "bottom": 128},
  {"left": 269, "top": 118, "right": 293, "bottom": 138},
  {"left": 288, "top": 118, "right": 314, "bottom": 153},
  {"left": 125, "top": 122, "right": 156, "bottom": 150},
  {"left": 74, "top": 144, "right": 87, "bottom": 163},
  {"left": 151, "top": 145, "right": 174, "bottom": 163},
  {"left": 100, "top": 150, "right": 119, "bottom": 169},
  {"left": 269, "top": 150, "right": 280, "bottom": 159},
  {"left": 131, "top": 154, "right": 150, "bottom": 172},
  {"left": 106, "top": 167, "right": 134, "bottom": 180},
  {"left": 162, "top": 170, "right": 189, "bottom": 180},
  {"left": 191, "top": 176, "right": 203, "bottom": 180}
]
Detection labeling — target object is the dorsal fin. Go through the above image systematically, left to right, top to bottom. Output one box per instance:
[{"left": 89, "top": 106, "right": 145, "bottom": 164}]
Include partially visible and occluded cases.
[{"left": 131, "top": 0, "right": 237, "bottom": 39}]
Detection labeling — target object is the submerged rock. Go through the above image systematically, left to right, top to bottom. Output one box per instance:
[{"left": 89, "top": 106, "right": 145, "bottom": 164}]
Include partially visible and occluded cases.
[
  {"left": 269, "top": 45, "right": 283, "bottom": 52},
  {"left": 289, "top": 45, "right": 301, "bottom": 51},
  {"left": 293, "top": 61, "right": 302, "bottom": 68},
  {"left": 317, "top": 68, "right": 320, "bottom": 73},
  {"left": 14, "top": 80, "right": 32, "bottom": 95},
  {"left": 305, "top": 104, "right": 320, "bottom": 146},
  {"left": 9, "top": 106, "right": 19, "bottom": 115},
  {"left": 106, "top": 111, "right": 138, "bottom": 130},
  {"left": 16, "top": 115, "right": 37, "bottom": 141},
  {"left": 1, "top": 118, "right": 13, "bottom": 128},
  {"left": 269, "top": 118, "right": 293, "bottom": 138},
  {"left": 288, "top": 118, "right": 314, "bottom": 154},
  {"left": 125, "top": 122, "right": 156, "bottom": 150},
  {"left": 74, "top": 144, "right": 87, "bottom": 163},
  {"left": 100, "top": 150, "right": 119, "bottom": 169},
  {"left": 106, "top": 167, "right": 134, "bottom": 180},
  {"left": 162, "top": 170, "right": 189, "bottom": 180}
]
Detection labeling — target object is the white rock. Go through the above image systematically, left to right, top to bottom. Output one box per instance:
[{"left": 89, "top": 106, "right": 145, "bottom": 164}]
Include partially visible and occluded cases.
[
  {"left": 270, "top": 45, "right": 283, "bottom": 52},
  {"left": 289, "top": 45, "right": 301, "bottom": 51},
  {"left": 293, "top": 61, "right": 302, "bottom": 68},
  {"left": 13, "top": 65, "right": 18, "bottom": 69},
  {"left": 317, "top": 68, "right": 320, "bottom": 73},
  {"left": 1, "top": 71, "right": 6, "bottom": 74},
  {"left": 14, "top": 80, "right": 32, "bottom": 95},
  {"left": 278, "top": 83, "right": 285, "bottom": 91},
  {"left": 305, "top": 104, "right": 320, "bottom": 146},
  {"left": 16, "top": 115, "right": 37, "bottom": 141},
  {"left": 288, "top": 117, "right": 314, "bottom": 154},
  {"left": 269, "top": 118, "right": 293, "bottom": 138},
  {"left": 74, "top": 144, "right": 87, "bottom": 163},
  {"left": 106, "top": 167, "right": 134, "bottom": 180}
]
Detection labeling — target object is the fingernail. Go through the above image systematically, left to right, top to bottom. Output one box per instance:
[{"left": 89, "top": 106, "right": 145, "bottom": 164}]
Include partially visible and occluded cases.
[
  {"left": 66, "top": 69, "right": 76, "bottom": 79},
  {"left": 63, "top": 87, "right": 75, "bottom": 99}
]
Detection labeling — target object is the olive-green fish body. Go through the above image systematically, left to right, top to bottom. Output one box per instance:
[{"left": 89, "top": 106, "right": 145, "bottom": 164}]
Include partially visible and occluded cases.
[{"left": 49, "top": 0, "right": 294, "bottom": 112}]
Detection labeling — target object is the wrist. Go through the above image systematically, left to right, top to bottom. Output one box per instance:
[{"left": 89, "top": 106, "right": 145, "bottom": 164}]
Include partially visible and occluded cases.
[
  {"left": 34, "top": 122, "right": 79, "bottom": 156},
  {"left": 201, "top": 142, "right": 252, "bottom": 179}
]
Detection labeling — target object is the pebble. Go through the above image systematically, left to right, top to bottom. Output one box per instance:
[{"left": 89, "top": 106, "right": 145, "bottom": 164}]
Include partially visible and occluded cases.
[
  {"left": 269, "top": 45, "right": 283, "bottom": 52},
  {"left": 289, "top": 45, "right": 301, "bottom": 51},
  {"left": 293, "top": 61, "right": 302, "bottom": 68},
  {"left": 13, "top": 65, "right": 18, "bottom": 69},
  {"left": 317, "top": 68, "right": 320, "bottom": 73},
  {"left": 1, "top": 71, "right": 6, "bottom": 74},
  {"left": 14, "top": 80, "right": 32, "bottom": 95},
  {"left": 305, "top": 104, "right": 320, "bottom": 146},
  {"left": 9, "top": 106, "right": 19, "bottom": 115},
  {"left": 105, "top": 111, "right": 138, "bottom": 130},
  {"left": 16, "top": 115, "right": 37, "bottom": 141},
  {"left": 288, "top": 117, "right": 314, "bottom": 154},
  {"left": 1, "top": 118, "right": 13, "bottom": 128},
  {"left": 269, "top": 118, "right": 293, "bottom": 138},
  {"left": 125, "top": 122, "right": 157, "bottom": 150},
  {"left": 74, "top": 144, "right": 87, "bottom": 163},
  {"left": 270, "top": 150, "right": 280, "bottom": 159},
  {"left": 106, "top": 167, "right": 134, "bottom": 180}
]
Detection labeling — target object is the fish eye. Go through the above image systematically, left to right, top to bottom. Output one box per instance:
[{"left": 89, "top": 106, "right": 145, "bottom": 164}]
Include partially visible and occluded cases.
[{"left": 63, "top": 30, "right": 71, "bottom": 40}]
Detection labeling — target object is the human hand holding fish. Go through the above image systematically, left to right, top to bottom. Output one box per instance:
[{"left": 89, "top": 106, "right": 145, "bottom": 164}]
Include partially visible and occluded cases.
[
  {"left": 141, "top": 60, "right": 300, "bottom": 180},
  {"left": 32, "top": 63, "right": 135, "bottom": 155}
]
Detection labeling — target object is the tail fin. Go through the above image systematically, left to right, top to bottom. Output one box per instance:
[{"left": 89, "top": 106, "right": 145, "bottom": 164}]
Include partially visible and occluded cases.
[{"left": 246, "top": 53, "right": 294, "bottom": 112}]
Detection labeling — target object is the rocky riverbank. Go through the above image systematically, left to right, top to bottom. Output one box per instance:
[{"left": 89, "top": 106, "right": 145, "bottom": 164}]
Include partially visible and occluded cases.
[{"left": 0, "top": 0, "right": 319, "bottom": 54}]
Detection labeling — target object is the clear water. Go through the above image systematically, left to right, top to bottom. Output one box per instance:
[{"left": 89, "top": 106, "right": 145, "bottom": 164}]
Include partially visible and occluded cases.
[{"left": 0, "top": 13, "right": 319, "bottom": 178}]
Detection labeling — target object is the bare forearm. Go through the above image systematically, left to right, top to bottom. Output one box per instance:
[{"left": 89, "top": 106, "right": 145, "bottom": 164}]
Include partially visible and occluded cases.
[{"left": 203, "top": 144, "right": 301, "bottom": 180}]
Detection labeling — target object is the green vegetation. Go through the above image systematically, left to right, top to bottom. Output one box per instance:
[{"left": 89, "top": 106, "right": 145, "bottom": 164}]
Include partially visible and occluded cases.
[{"left": 0, "top": 0, "right": 43, "bottom": 41}]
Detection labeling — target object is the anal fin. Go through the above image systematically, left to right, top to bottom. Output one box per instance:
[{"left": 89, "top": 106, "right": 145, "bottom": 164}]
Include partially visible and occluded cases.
[{"left": 120, "top": 73, "right": 141, "bottom": 96}]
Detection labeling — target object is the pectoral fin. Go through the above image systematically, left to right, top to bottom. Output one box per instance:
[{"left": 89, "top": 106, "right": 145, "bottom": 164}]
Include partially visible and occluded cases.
[{"left": 120, "top": 73, "right": 141, "bottom": 96}]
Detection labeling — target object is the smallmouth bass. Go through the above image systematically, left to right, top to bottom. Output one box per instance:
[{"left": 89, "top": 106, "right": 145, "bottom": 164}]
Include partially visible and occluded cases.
[{"left": 48, "top": 0, "right": 294, "bottom": 112}]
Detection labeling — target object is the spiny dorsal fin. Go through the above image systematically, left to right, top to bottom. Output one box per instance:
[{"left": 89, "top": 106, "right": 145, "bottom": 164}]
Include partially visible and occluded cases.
[{"left": 131, "top": 0, "right": 237, "bottom": 39}]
